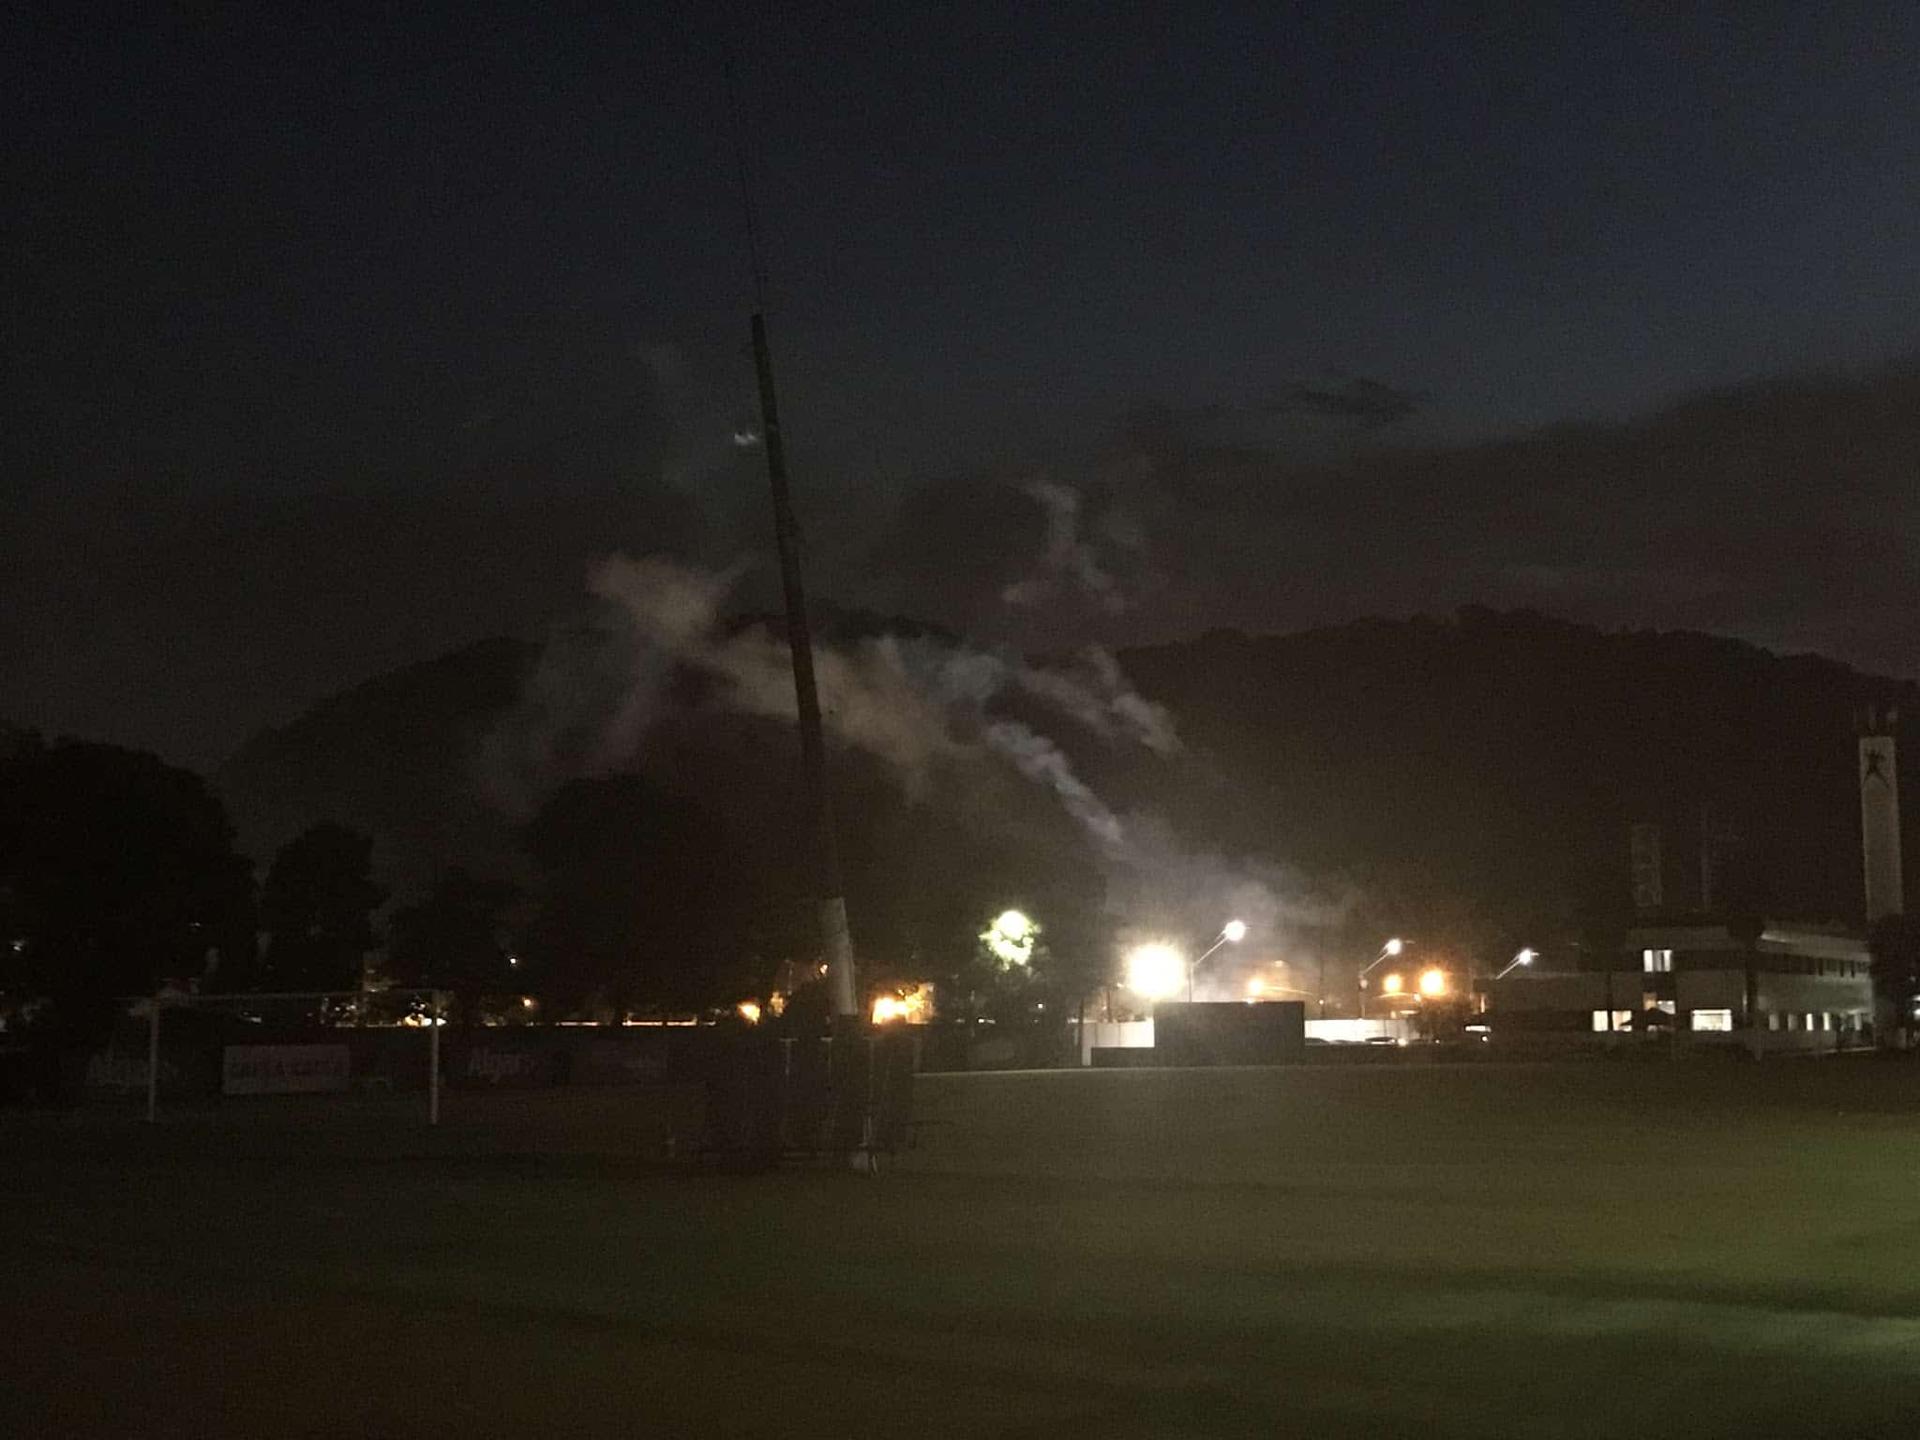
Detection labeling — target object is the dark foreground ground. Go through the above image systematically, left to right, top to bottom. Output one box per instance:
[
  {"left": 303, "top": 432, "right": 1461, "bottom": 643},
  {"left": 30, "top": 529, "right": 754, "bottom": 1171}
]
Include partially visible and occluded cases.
[{"left": 8, "top": 1059, "right": 1920, "bottom": 1437}]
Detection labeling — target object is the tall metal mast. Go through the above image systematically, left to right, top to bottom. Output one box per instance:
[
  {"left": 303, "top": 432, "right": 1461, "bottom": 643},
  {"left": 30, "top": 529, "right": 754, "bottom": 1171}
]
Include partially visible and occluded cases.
[
  {"left": 725, "top": 37, "right": 859, "bottom": 1019},
  {"left": 750, "top": 312, "right": 859, "bottom": 1018}
]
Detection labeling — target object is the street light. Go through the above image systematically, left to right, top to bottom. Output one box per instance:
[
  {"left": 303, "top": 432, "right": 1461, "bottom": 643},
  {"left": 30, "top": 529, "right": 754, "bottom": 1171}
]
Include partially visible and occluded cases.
[
  {"left": 1187, "top": 920, "right": 1248, "bottom": 1001},
  {"left": 1357, "top": 938, "right": 1407, "bottom": 1015},
  {"left": 1124, "top": 943, "right": 1186, "bottom": 1002},
  {"left": 1495, "top": 947, "right": 1536, "bottom": 980},
  {"left": 1417, "top": 967, "right": 1448, "bottom": 998}
]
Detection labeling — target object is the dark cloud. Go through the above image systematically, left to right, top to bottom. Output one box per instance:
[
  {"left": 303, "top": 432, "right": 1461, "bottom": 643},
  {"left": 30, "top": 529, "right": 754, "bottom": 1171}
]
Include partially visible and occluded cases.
[
  {"left": 0, "top": 326, "right": 717, "bottom": 770},
  {"left": 11, "top": 353, "right": 1920, "bottom": 771},
  {"left": 848, "top": 361, "right": 1920, "bottom": 682},
  {"left": 1269, "top": 377, "right": 1422, "bottom": 428}
]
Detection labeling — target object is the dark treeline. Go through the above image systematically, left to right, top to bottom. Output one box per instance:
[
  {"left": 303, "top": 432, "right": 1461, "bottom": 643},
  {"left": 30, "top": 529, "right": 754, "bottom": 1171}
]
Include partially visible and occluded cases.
[
  {"left": 7, "top": 607, "right": 1918, "bottom": 1049},
  {"left": 0, "top": 717, "right": 1104, "bottom": 1043}
]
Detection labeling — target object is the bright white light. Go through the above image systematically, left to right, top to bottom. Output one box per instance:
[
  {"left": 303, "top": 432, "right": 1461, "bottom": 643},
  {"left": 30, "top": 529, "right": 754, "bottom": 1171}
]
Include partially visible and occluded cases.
[
  {"left": 982, "top": 909, "right": 1037, "bottom": 966},
  {"left": 1223, "top": 919, "right": 1248, "bottom": 944},
  {"left": 1384, "top": 937, "right": 1404, "bottom": 956},
  {"left": 1125, "top": 943, "right": 1186, "bottom": 1001},
  {"left": 1516, "top": 949, "right": 1536, "bottom": 966},
  {"left": 1382, "top": 972, "right": 1405, "bottom": 995},
  {"left": 736, "top": 1000, "right": 762, "bottom": 1025}
]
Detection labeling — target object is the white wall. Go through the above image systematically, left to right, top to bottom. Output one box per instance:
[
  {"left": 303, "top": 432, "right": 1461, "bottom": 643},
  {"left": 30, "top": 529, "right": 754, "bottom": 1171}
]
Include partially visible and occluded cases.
[{"left": 1077, "top": 1019, "right": 1154, "bottom": 1065}]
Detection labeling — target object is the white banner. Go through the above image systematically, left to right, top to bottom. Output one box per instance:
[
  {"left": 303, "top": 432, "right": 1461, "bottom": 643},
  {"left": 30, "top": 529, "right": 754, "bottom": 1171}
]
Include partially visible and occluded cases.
[{"left": 222, "top": 1044, "right": 350, "bottom": 1095}]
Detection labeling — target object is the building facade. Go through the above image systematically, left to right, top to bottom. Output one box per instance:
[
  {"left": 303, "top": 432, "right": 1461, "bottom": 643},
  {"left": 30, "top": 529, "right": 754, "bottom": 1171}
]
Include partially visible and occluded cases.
[{"left": 1482, "top": 922, "right": 1871, "bottom": 1053}]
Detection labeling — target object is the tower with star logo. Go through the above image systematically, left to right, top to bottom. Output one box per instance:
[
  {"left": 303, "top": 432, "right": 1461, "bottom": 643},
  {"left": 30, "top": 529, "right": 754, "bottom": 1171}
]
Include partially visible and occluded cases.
[{"left": 1860, "top": 705, "right": 1904, "bottom": 924}]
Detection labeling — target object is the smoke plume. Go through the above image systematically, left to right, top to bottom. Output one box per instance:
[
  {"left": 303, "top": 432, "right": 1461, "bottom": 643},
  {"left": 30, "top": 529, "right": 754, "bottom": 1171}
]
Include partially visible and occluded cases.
[
  {"left": 1001, "top": 480, "right": 1132, "bottom": 616},
  {"left": 485, "top": 553, "right": 1349, "bottom": 972},
  {"left": 484, "top": 554, "right": 1176, "bottom": 821}
]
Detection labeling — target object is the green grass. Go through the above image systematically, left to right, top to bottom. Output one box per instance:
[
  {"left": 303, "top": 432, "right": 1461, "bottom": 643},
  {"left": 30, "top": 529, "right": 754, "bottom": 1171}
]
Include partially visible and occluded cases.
[{"left": 9, "top": 1060, "right": 1920, "bottom": 1436}]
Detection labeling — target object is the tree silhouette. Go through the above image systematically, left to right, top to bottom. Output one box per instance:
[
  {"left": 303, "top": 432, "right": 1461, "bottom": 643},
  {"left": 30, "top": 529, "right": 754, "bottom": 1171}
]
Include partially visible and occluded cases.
[
  {"left": 0, "top": 737, "right": 254, "bottom": 1041},
  {"left": 519, "top": 776, "right": 774, "bottom": 1016},
  {"left": 257, "top": 822, "right": 386, "bottom": 992},
  {"left": 387, "top": 867, "right": 521, "bottom": 1022}
]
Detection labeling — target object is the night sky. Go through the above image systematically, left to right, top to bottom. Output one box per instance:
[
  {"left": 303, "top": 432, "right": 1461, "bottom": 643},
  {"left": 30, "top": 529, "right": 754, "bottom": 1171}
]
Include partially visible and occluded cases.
[{"left": 7, "top": 3, "right": 1919, "bottom": 769}]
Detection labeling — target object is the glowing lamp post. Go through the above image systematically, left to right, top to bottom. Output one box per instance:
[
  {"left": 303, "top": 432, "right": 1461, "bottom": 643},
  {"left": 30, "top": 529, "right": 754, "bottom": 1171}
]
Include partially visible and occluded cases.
[
  {"left": 1126, "top": 920, "right": 1249, "bottom": 1007},
  {"left": 1185, "top": 920, "right": 1248, "bottom": 1001},
  {"left": 1357, "top": 938, "right": 1406, "bottom": 1015},
  {"left": 1124, "top": 943, "right": 1186, "bottom": 1003},
  {"left": 1495, "top": 948, "right": 1536, "bottom": 980}
]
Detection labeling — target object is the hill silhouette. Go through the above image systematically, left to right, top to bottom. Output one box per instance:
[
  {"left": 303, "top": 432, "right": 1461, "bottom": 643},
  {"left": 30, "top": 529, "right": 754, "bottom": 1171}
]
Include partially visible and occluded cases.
[{"left": 216, "top": 607, "right": 1916, "bottom": 971}]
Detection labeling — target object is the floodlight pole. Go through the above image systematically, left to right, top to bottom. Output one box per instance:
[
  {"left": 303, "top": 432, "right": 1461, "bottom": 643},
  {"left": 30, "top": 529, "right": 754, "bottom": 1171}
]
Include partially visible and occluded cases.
[
  {"left": 751, "top": 312, "right": 858, "bottom": 1019},
  {"left": 1186, "top": 934, "right": 1226, "bottom": 1003},
  {"left": 1357, "top": 940, "right": 1406, "bottom": 1019}
]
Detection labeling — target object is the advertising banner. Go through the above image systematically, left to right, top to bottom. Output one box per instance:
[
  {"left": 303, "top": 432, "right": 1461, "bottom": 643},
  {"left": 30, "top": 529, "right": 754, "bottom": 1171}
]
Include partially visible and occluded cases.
[
  {"left": 573, "top": 1034, "right": 673, "bottom": 1084},
  {"left": 458, "top": 1039, "right": 558, "bottom": 1088},
  {"left": 223, "top": 1044, "right": 351, "bottom": 1095}
]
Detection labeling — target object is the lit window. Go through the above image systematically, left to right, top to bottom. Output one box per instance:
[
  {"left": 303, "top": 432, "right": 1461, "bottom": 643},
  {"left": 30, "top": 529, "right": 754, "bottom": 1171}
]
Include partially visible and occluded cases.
[
  {"left": 1642, "top": 948, "right": 1673, "bottom": 973},
  {"left": 1691, "top": 1009, "right": 1734, "bottom": 1032},
  {"left": 1593, "top": 1010, "right": 1633, "bottom": 1032},
  {"left": 1786, "top": 1013, "right": 1799, "bottom": 1031},
  {"left": 1806, "top": 1013, "right": 1818, "bottom": 1033}
]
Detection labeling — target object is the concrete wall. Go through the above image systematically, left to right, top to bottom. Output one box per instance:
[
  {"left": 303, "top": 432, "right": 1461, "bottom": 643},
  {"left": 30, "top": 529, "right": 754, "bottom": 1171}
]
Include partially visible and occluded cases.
[
  {"left": 1152, "top": 1001, "right": 1306, "bottom": 1067},
  {"left": 1076, "top": 1019, "right": 1153, "bottom": 1066}
]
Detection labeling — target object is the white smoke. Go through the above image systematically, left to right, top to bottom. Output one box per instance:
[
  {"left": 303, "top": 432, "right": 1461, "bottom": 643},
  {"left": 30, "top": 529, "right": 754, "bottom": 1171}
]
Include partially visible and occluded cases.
[
  {"left": 1002, "top": 480, "right": 1131, "bottom": 616},
  {"left": 484, "top": 552, "right": 1353, "bottom": 970},
  {"left": 485, "top": 554, "right": 1176, "bottom": 818},
  {"left": 584, "top": 554, "right": 744, "bottom": 769},
  {"left": 1013, "top": 646, "right": 1180, "bottom": 756},
  {"left": 980, "top": 719, "right": 1126, "bottom": 852},
  {"left": 1104, "top": 815, "right": 1357, "bottom": 1000}
]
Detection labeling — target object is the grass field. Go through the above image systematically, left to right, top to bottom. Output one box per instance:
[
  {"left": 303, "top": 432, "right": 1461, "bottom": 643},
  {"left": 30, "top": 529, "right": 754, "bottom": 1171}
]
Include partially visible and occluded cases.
[{"left": 9, "top": 1059, "right": 1920, "bottom": 1437}]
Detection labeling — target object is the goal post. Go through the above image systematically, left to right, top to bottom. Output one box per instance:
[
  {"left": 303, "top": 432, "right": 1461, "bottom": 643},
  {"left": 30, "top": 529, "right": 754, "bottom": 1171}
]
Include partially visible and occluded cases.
[{"left": 128, "top": 987, "right": 448, "bottom": 1125}]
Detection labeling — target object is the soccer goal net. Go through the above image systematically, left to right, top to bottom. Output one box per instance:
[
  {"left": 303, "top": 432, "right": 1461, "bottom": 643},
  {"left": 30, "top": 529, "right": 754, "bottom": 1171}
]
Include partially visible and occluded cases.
[{"left": 92, "top": 988, "right": 450, "bottom": 1125}]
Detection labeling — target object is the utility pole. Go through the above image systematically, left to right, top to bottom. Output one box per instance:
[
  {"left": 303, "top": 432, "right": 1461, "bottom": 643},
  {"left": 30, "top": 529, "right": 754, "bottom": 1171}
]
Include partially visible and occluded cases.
[{"left": 751, "top": 313, "right": 858, "bottom": 1019}]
